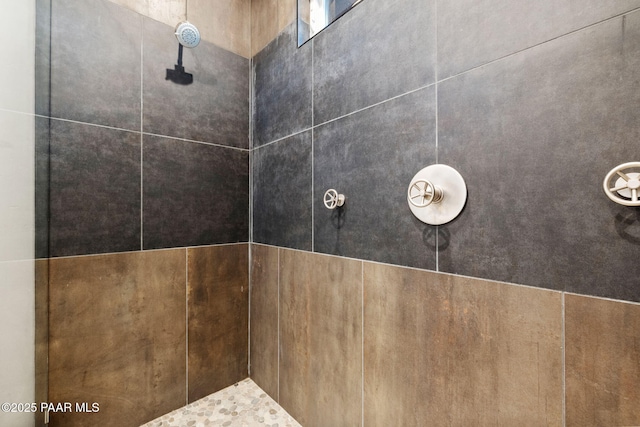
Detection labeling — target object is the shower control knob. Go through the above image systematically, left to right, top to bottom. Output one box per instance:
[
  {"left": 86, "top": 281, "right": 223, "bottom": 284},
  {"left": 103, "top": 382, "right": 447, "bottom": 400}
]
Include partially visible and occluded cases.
[
  {"left": 603, "top": 162, "right": 640, "bottom": 206},
  {"left": 407, "top": 164, "right": 467, "bottom": 225},
  {"left": 408, "top": 179, "right": 444, "bottom": 207},
  {"left": 323, "top": 189, "right": 345, "bottom": 210}
]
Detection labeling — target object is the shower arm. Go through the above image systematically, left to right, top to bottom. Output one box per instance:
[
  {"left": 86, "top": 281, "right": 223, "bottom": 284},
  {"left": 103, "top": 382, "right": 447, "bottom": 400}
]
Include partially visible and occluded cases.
[{"left": 177, "top": 43, "right": 184, "bottom": 67}]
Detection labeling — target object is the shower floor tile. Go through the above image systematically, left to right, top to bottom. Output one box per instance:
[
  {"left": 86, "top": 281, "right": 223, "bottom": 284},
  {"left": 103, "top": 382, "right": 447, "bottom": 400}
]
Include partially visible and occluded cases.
[{"left": 140, "top": 378, "right": 301, "bottom": 427}]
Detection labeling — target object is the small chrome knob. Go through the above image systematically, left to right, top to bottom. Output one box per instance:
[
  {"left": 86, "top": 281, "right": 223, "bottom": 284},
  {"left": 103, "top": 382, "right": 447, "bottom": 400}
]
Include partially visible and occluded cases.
[
  {"left": 603, "top": 162, "right": 640, "bottom": 206},
  {"left": 407, "top": 179, "right": 444, "bottom": 207},
  {"left": 323, "top": 189, "right": 345, "bottom": 209}
]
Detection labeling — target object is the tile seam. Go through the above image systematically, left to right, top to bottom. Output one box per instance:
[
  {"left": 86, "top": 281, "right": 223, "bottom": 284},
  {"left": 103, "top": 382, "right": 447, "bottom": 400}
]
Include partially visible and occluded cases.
[
  {"left": 434, "top": 0, "right": 439, "bottom": 272},
  {"left": 255, "top": 6, "right": 640, "bottom": 153},
  {"left": 437, "top": 6, "right": 640, "bottom": 85},
  {"left": 140, "top": 19, "right": 144, "bottom": 251},
  {"left": 311, "top": 37, "right": 315, "bottom": 253},
  {"left": 254, "top": 83, "right": 436, "bottom": 151},
  {"left": 27, "top": 115, "right": 250, "bottom": 152},
  {"left": 32, "top": 115, "right": 141, "bottom": 134},
  {"left": 142, "top": 131, "right": 250, "bottom": 152},
  {"left": 46, "top": 242, "right": 250, "bottom": 260},
  {"left": 247, "top": 243, "right": 640, "bottom": 302},
  {"left": 247, "top": 243, "right": 252, "bottom": 376},
  {"left": 185, "top": 247, "right": 189, "bottom": 405},
  {"left": 277, "top": 247, "right": 281, "bottom": 402},
  {"left": 360, "top": 261, "right": 364, "bottom": 427},
  {"left": 563, "top": 291, "right": 640, "bottom": 306},
  {"left": 562, "top": 292, "right": 566, "bottom": 427}
]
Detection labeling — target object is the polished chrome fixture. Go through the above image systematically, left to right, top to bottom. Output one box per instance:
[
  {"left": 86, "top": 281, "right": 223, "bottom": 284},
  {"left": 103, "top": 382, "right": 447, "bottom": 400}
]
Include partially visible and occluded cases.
[
  {"left": 603, "top": 162, "right": 640, "bottom": 206},
  {"left": 407, "top": 164, "right": 467, "bottom": 225},
  {"left": 323, "top": 189, "right": 345, "bottom": 209}
]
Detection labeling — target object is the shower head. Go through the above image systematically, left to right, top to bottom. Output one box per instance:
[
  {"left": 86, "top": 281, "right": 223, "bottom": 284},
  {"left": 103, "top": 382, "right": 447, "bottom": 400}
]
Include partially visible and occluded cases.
[
  {"left": 175, "top": 21, "right": 200, "bottom": 48},
  {"left": 166, "top": 43, "right": 193, "bottom": 85},
  {"left": 166, "top": 63, "right": 193, "bottom": 85}
]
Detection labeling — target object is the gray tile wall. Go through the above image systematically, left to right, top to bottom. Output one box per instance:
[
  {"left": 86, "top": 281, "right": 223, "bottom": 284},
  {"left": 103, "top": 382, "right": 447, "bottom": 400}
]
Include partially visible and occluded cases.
[
  {"left": 36, "top": 0, "right": 250, "bottom": 257},
  {"left": 251, "top": 0, "right": 640, "bottom": 302}
]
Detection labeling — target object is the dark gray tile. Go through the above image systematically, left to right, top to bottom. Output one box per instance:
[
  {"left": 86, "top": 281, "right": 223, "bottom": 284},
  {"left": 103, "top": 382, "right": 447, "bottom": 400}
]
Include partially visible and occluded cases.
[
  {"left": 35, "top": 0, "right": 51, "bottom": 117},
  {"left": 50, "top": 0, "right": 141, "bottom": 129},
  {"left": 313, "top": 0, "right": 435, "bottom": 124},
  {"left": 438, "top": 0, "right": 640, "bottom": 79},
  {"left": 438, "top": 13, "right": 640, "bottom": 301},
  {"left": 143, "top": 18, "right": 249, "bottom": 149},
  {"left": 253, "top": 23, "right": 312, "bottom": 147},
  {"left": 314, "top": 88, "right": 437, "bottom": 270},
  {"left": 35, "top": 117, "right": 50, "bottom": 259},
  {"left": 48, "top": 120, "right": 141, "bottom": 257},
  {"left": 253, "top": 132, "right": 312, "bottom": 250},
  {"left": 143, "top": 136, "right": 248, "bottom": 249}
]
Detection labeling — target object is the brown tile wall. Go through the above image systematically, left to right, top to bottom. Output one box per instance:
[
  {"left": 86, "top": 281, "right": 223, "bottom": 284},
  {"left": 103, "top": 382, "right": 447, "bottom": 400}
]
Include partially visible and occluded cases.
[
  {"left": 249, "top": 243, "right": 640, "bottom": 426},
  {"left": 45, "top": 244, "right": 248, "bottom": 427},
  {"left": 249, "top": 244, "right": 279, "bottom": 399},
  {"left": 187, "top": 245, "right": 249, "bottom": 402},
  {"left": 279, "top": 249, "right": 362, "bottom": 427},
  {"left": 35, "top": 260, "right": 49, "bottom": 427},
  {"left": 565, "top": 294, "right": 640, "bottom": 427}
]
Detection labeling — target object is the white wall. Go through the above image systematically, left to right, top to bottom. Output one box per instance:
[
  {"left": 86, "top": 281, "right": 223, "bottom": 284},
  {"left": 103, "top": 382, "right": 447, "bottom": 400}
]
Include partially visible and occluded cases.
[{"left": 0, "top": 0, "right": 37, "bottom": 426}]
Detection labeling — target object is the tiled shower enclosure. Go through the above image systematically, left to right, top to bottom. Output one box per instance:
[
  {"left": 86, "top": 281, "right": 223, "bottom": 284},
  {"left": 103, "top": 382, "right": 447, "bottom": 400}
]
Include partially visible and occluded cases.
[{"left": 0, "top": 0, "right": 638, "bottom": 426}]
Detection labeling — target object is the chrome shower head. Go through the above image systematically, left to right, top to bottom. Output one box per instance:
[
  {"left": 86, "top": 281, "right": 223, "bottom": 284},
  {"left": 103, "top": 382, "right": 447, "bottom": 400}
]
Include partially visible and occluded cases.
[{"left": 174, "top": 21, "right": 200, "bottom": 48}]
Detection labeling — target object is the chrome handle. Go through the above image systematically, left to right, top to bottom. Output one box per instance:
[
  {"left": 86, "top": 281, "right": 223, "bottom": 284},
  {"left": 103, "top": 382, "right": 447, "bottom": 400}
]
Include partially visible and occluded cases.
[
  {"left": 603, "top": 162, "right": 640, "bottom": 206},
  {"left": 323, "top": 189, "right": 345, "bottom": 209}
]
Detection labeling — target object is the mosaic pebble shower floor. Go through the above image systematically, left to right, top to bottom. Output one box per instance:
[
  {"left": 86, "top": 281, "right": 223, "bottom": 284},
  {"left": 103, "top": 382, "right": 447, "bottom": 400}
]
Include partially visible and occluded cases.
[{"left": 141, "top": 378, "right": 301, "bottom": 427}]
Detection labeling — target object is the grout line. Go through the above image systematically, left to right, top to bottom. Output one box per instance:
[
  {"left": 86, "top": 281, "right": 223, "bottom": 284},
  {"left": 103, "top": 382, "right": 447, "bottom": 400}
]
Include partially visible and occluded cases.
[
  {"left": 434, "top": 0, "right": 439, "bottom": 273},
  {"left": 434, "top": 0, "right": 439, "bottom": 165},
  {"left": 45, "top": 3, "right": 53, "bottom": 412},
  {"left": 254, "top": 6, "right": 640, "bottom": 152},
  {"left": 437, "top": 6, "right": 640, "bottom": 85},
  {"left": 248, "top": 12, "right": 254, "bottom": 246},
  {"left": 140, "top": 24, "right": 144, "bottom": 251},
  {"left": 311, "top": 37, "right": 315, "bottom": 253},
  {"left": 248, "top": 41, "right": 254, "bottom": 380},
  {"left": 247, "top": 45, "right": 253, "bottom": 379},
  {"left": 314, "top": 83, "right": 434, "bottom": 130},
  {"left": 252, "top": 84, "right": 435, "bottom": 151},
  {"left": 0, "top": 108, "right": 40, "bottom": 116},
  {"left": 32, "top": 115, "right": 141, "bottom": 134},
  {"left": 253, "top": 128, "right": 311, "bottom": 150},
  {"left": 142, "top": 131, "right": 250, "bottom": 152},
  {"left": 140, "top": 134, "right": 144, "bottom": 250},
  {"left": 435, "top": 227, "right": 439, "bottom": 272},
  {"left": 44, "top": 242, "right": 250, "bottom": 260},
  {"left": 247, "top": 243, "right": 252, "bottom": 376},
  {"left": 250, "top": 243, "right": 568, "bottom": 295},
  {"left": 277, "top": 247, "right": 281, "bottom": 402},
  {"left": 185, "top": 248, "right": 189, "bottom": 405},
  {"left": 360, "top": 261, "right": 364, "bottom": 427},
  {"left": 562, "top": 292, "right": 566, "bottom": 427},
  {"left": 562, "top": 292, "right": 640, "bottom": 306}
]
